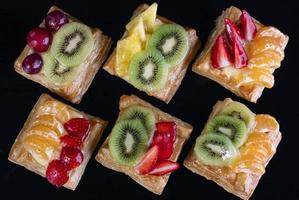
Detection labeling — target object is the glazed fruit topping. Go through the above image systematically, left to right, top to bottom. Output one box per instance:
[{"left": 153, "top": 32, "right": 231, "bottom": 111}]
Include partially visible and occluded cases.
[
  {"left": 45, "top": 10, "right": 69, "bottom": 32},
  {"left": 240, "top": 10, "right": 257, "bottom": 41},
  {"left": 224, "top": 18, "right": 244, "bottom": 43},
  {"left": 26, "top": 27, "right": 52, "bottom": 52},
  {"left": 211, "top": 35, "right": 233, "bottom": 68},
  {"left": 232, "top": 37, "right": 248, "bottom": 68},
  {"left": 22, "top": 53, "right": 43, "bottom": 74},
  {"left": 64, "top": 118, "right": 90, "bottom": 140},
  {"left": 136, "top": 122, "right": 179, "bottom": 176},
  {"left": 151, "top": 122, "right": 177, "bottom": 160},
  {"left": 60, "top": 135, "right": 83, "bottom": 147},
  {"left": 136, "top": 145, "right": 159, "bottom": 175},
  {"left": 60, "top": 146, "right": 84, "bottom": 170},
  {"left": 46, "top": 160, "right": 69, "bottom": 187},
  {"left": 148, "top": 160, "right": 180, "bottom": 176}
]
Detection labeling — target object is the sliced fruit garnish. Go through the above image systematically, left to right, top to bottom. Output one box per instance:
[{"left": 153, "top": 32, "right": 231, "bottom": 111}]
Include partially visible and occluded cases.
[
  {"left": 126, "top": 3, "right": 158, "bottom": 33},
  {"left": 240, "top": 10, "right": 257, "bottom": 41},
  {"left": 126, "top": 17, "right": 146, "bottom": 42},
  {"left": 224, "top": 18, "right": 243, "bottom": 43},
  {"left": 116, "top": 33, "right": 142, "bottom": 77},
  {"left": 211, "top": 34, "right": 233, "bottom": 68},
  {"left": 248, "top": 37, "right": 283, "bottom": 57},
  {"left": 232, "top": 38, "right": 248, "bottom": 68},
  {"left": 248, "top": 50, "right": 283, "bottom": 69},
  {"left": 39, "top": 100, "right": 71, "bottom": 122},
  {"left": 35, "top": 114, "right": 64, "bottom": 135},
  {"left": 254, "top": 114, "right": 279, "bottom": 133},
  {"left": 64, "top": 118, "right": 90, "bottom": 140},
  {"left": 151, "top": 122, "right": 176, "bottom": 160},
  {"left": 28, "top": 124, "right": 62, "bottom": 142},
  {"left": 60, "top": 135, "right": 83, "bottom": 147},
  {"left": 136, "top": 145, "right": 159, "bottom": 175},
  {"left": 60, "top": 146, "right": 84, "bottom": 170},
  {"left": 46, "top": 160, "right": 69, "bottom": 187},
  {"left": 148, "top": 160, "right": 179, "bottom": 175}
]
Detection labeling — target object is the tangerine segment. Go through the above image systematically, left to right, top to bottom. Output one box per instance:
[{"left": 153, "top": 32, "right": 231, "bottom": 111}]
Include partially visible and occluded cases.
[
  {"left": 255, "top": 27, "right": 286, "bottom": 44},
  {"left": 248, "top": 37, "right": 284, "bottom": 57},
  {"left": 248, "top": 50, "right": 283, "bottom": 69},
  {"left": 233, "top": 67, "right": 274, "bottom": 88},
  {"left": 38, "top": 100, "right": 70, "bottom": 122},
  {"left": 254, "top": 114, "right": 279, "bottom": 133},
  {"left": 34, "top": 115, "right": 64, "bottom": 136},
  {"left": 27, "top": 124, "right": 61, "bottom": 142},
  {"left": 23, "top": 134, "right": 60, "bottom": 164},
  {"left": 233, "top": 160, "right": 265, "bottom": 175}
]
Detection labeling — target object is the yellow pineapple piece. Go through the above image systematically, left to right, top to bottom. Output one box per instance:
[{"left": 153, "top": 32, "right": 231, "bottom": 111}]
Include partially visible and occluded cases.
[
  {"left": 126, "top": 3, "right": 158, "bottom": 33},
  {"left": 126, "top": 17, "right": 146, "bottom": 42},
  {"left": 116, "top": 33, "right": 142, "bottom": 77},
  {"left": 254, "top": 114, "right": 280, "bottom": 133}
]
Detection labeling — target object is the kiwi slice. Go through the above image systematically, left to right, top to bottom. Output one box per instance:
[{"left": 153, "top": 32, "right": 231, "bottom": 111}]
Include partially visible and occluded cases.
[
  {"left": 51, "top": 22, "right": 94, "bottom": 67},
  {"left": 148, "top": 24, "right": 188, "bottom": 66},
  {"left": 128, "top": 50, "right": 168, "bottom": 92},
  {"left": 42, "top": 53, "right": 78, "bottom": 84},
  {"left": 220, "top": 102, "right": 255, "bottom": 127},
  {"left": 119, "top": 105, "right": 155, "bottom": 136},
  {"left": 206, "top": 115, "right": 248, "bottom": 148},
  {"left": 109, "top": 119, "right": 148, "bottom": 166},
  {"left": 194, "top": 133, "right": 237, "bottom": 167}
]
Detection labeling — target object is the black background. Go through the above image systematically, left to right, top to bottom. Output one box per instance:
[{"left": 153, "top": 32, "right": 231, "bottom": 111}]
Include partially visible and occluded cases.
[{"left": 0, "top": 0, "right": 298, "bottom": 199}]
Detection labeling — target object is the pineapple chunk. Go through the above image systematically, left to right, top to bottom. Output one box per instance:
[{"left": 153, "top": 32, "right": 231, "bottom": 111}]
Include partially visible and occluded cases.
[
  {"left": 126, "top": 3, "right": 158, "bottom": 33},
  {"left": 127, "top": 17, "right": 146, "bottom": 42},
  {"left": 116, "top": 33, "right": 142, "bottom": 77}
]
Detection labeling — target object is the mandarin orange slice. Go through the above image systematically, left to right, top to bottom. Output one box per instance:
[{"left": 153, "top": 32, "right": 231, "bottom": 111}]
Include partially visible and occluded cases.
[
  {"left": 38, "top": 100, "right": 70, "bottom": 122},
  {"left": 34, "top": 114, "right": 64, "bottom": 136},
  {"left": 254, "top": 114, "right": 279, "bottom": 133},
  {"left": 27, "top": 124, "right": 61, "bottom": 142}
]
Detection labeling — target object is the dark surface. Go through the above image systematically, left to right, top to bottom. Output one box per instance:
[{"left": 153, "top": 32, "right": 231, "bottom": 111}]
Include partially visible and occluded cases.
[{"left": 0, "top": 0, "right": 298, "bottom": 199}]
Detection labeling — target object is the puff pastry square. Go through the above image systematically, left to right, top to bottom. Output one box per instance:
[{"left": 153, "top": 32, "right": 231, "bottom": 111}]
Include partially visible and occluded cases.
[
  {"left": 104, "top": 4, "right": 200, "bottom": 104},
  {"left": 14, "top": 6, "right": 112, "bottom": 104},
  {"left": 192, "top": 6, "right": 289, "bottom": 102},
  {"left": 8, "top": 94, "right": 108, "bottom": 190},
  {"left": 96, "top": 95, "right": 193, "bottom": 195},
  {"left": 184, "top": 98, "right": 281, "bottom": 200}
]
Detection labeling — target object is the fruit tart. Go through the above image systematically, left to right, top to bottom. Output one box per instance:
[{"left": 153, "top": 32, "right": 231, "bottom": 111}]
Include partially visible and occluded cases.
[
  {"left": 103, "top": 3, "right": 200, "bottom": 104},
  {"left": 14, "top": 6, "right": 112, "bottom": 103},
  {"left": 192, "top": 6, "right": 288, "bottom": 102},
  {"left": 8, "top": 94, "right": 107, "bottom": 190},
  {"left": 96, "top": 95, "right": 193, "bottom": 194},
  {"left": 184, "top": 98, "right": 281, "bottom": 199}
]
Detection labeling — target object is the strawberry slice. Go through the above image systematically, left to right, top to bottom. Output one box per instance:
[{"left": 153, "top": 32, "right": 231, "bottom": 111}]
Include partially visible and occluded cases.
[
  {"left": 240, "top": 10, "right": 257, "bottom": 41},
  {"left": 224, "top": 18, "right": 244, "bottom": 43},
  {"left": 211, "top": 34, "right": 233, "bottom": 68},
  {"left": 232, "top": 39, "right": 248, "bottom": 68},
  {"left": 64, "top": 118, "right": 90, "bottom": 140},
  {"left": 151, "top": 122, "right": 177, "bottom": 160},
  {"left": 155, "top": 122, "right": 176, "bottom": 143},
  {"left": 60, "top": 135, "right": 83, "bottom": 147},
  {"left": 136, "top": 145, "right": 159, "bottom": 175},
  {"left": 46, "top": 160, "right": 69, "bottom": 187},
  {"left": 149, "top": 160, "right": 180, "bottom": 176}
]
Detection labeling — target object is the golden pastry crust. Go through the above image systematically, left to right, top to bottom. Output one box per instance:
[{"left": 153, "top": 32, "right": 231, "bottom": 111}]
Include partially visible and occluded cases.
[
  {"left": 103, "top": 4, "right": 200, "bottom": 104},
  {"left": 14, "top": 6, "right": 112, "bottom": 104},
  {"left": 192, "top": 6, "right": 289, "bottom": 103},
  {"left": 8, "top": 94, "right": 108, "bottom": 190},
  {"left": 95, "top": 95, "right": 193, "bottom": 195},
  {"left": 184, "top": 98, "right": 281, "bottom": 200}
]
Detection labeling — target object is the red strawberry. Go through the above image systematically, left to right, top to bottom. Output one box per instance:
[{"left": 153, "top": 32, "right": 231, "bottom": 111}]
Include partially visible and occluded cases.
[
  {"left": 240, "top": 10, "right": 257, "bottom": 41},
  {"left": 224, "top": 18, "right": 244, "bottom": 43},
  {"left": 211, "top": 34, "right": 233, "bottom": 68},
  {"left": 232, "top": 39, "right": 248, "bottom": 68},
  {"left": 64, "top": 118, "right": 90, "bottom": 140},
  {"left": 151, "top": 122, "right": 177, "bottom": 160},
  {"left": 155, "top": 122, "right": 176, "bottom": 143},
  {"left": 60, "top": 135, "right": 83, "bottom": 147},
  {"left": 136, "top": 145, "right": 159, "bottom": 175},
  {"left": 60, "top": 146, "right": 84, "bottom": 170},
  {"left": 46, "top": 160, "right": 69, "bottom": 187},
  {"left": 149, "top": 160, "right": 179, "bottom": 176}
]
